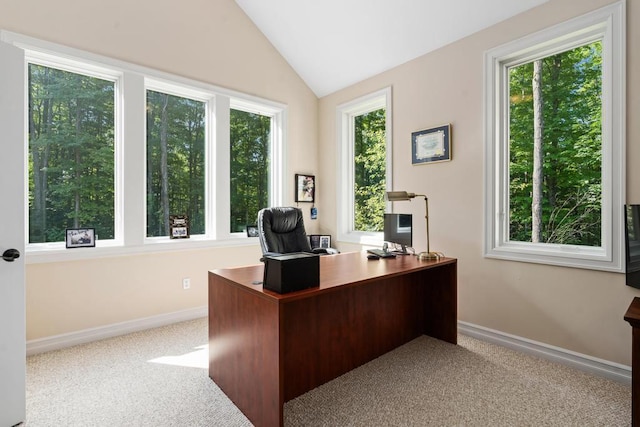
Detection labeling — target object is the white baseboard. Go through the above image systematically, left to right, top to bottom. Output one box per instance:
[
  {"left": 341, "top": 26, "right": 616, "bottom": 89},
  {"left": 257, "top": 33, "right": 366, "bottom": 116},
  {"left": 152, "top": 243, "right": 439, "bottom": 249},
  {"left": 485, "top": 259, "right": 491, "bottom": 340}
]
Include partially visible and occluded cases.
[
  {"left": 26, "top": 306, "right": 208, "bottom": 356},
  {"left": 26, "top": 310, "right": 632, "bottom": 385},
  {"left": 458, "top": 321, "right": 631, "bottom": 384}
]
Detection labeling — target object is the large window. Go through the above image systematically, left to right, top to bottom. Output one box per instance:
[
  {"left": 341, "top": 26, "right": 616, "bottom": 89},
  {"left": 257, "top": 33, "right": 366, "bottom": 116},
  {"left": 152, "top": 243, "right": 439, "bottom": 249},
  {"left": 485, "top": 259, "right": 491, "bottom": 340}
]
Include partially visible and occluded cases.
[
  {"left": 484, "top": 2, "right": 625, "bottom": 271},
  {"left": 3, "top": 31, "right": 285, "bottom": 260},
  {"left": 28, "top": 62, "right": 116, "bottom": 244},
  {"left": 337, "top": 87, "right": 392, "bottom": 244},
  {"left": 146, "top": 90, "right": 206, "bottom": 237},
  {"left": 230, "top": 108, "right": 271, "bottom": 233},
  {"left": 354, "top": 108, "right": 387, "bottom": 232}
]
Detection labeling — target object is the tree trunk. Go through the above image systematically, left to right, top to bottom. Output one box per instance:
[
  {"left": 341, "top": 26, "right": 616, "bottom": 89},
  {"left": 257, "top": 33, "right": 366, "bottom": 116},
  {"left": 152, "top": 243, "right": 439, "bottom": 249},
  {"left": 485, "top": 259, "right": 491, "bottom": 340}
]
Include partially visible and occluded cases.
[
  {"left": 532, "top": 59, "right": 544, "bottom": 243},
  {"left": 160, "top": 94, "right": 170, "bottom": 235},
  {"left": 74, "top": 101, "right": 82, "bottom": 228}
]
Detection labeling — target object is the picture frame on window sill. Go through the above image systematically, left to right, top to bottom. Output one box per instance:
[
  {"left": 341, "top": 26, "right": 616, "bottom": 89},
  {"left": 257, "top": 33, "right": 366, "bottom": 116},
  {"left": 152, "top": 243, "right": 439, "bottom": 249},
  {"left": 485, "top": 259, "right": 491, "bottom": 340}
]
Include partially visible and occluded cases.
[
  {"left": 411, "top": 124, "right": 451, "bottom": 165},
  {"left": 295, "top": 174, "right": 315, "bottom": 203},
  {"left": 170, "top": 215, "right": 190, "bottom": 239},
  {"left": 246, "top": 225, "right": 259, "bottom": 237},
  {"left": 65, "top": 228, "right": 96, "bottom": 249}
]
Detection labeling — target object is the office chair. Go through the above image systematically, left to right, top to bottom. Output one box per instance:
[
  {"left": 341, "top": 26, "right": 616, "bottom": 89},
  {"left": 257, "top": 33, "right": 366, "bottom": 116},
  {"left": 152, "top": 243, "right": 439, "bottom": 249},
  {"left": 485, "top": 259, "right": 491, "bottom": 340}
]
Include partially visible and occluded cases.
[{"left": 257, "top": 207, "right": 337, "bottom": 258}]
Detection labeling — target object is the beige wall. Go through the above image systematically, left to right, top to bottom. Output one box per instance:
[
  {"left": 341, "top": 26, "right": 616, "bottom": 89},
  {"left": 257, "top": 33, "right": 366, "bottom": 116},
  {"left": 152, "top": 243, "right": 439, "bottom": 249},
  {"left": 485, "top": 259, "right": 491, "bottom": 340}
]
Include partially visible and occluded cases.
[
  {"left": 0, "top": 0, "right": 319, "bottom": 340},
  {"left": 5, "top": 0, "right": 638, "bottom": 367},
  {"left": 319, "top": 0, "right": 639, "bottom": 365}
]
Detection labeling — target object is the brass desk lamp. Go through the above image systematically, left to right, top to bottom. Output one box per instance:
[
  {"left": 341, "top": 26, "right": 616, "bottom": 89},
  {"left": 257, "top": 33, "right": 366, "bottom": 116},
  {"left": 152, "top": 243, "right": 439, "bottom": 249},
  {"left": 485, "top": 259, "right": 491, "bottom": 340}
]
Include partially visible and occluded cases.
[{"left": 386, "top": 191, "right": 444, "bottom": 261}]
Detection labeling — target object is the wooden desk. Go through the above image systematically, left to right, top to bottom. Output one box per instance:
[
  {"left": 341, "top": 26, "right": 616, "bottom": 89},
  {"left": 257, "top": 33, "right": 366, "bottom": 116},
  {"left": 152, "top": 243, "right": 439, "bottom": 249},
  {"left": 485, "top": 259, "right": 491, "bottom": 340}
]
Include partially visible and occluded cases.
[
  {"left": 208, "top": 251, "right": 457, "bottom": 427},
  {"left": 625, "top": 297, "right": 640, "bottom": 427}
]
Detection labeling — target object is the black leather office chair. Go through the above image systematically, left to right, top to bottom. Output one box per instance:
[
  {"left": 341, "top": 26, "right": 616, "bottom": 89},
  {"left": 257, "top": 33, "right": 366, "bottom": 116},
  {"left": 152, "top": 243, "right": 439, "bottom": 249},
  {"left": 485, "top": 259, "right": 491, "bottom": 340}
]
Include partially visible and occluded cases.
[{"left": 257, "top": 207, "right": 336, "bottom": 258}]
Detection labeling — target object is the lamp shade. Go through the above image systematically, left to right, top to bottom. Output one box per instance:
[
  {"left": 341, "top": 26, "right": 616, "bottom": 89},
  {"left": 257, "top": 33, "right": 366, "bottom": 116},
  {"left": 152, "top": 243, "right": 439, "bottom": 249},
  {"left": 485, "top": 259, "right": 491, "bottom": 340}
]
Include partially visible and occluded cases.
[{"left": 386, "top": 191, "right": 416, "bottom": 201}]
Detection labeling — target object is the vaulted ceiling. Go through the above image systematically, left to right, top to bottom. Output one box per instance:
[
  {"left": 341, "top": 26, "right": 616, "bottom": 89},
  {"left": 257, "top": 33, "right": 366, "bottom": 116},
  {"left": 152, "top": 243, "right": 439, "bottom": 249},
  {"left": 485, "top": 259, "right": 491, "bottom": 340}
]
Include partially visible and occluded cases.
[{"left": 234, "top": 0, "right": 549, "bottom": 97}]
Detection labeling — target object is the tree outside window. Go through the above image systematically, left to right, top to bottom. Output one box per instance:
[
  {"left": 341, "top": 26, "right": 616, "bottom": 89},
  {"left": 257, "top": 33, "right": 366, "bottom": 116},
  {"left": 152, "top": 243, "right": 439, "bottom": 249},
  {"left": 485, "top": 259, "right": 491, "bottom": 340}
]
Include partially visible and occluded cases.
[
  {"left": 508, "top": 41, "right": 602, "bottom": 247},
  {"left": 28, "top": 64, "right": 115, "bottom": 243},
  {"left": 146, "top": 90, "right": 205, "bottom": 237},
  {"left": 354, "top": 108, "right": 386, "bottom": 232},
  {"left": 229, "top": 109, "right": 271, "bottom": 233}
]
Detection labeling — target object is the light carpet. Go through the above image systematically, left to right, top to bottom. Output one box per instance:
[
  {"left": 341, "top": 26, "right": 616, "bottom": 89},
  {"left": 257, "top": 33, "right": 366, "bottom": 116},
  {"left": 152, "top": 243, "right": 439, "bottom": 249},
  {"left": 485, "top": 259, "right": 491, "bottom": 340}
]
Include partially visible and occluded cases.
[{"left": 24, "top": 317, "right": 630, "bottom": 426}]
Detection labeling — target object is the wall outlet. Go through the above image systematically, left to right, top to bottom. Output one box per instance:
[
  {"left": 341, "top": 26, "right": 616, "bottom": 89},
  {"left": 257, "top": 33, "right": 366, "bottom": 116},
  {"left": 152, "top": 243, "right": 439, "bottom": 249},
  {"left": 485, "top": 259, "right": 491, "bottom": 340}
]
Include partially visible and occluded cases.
[{"left": 182, "top": 278, "right": 191, "bottom": 290}]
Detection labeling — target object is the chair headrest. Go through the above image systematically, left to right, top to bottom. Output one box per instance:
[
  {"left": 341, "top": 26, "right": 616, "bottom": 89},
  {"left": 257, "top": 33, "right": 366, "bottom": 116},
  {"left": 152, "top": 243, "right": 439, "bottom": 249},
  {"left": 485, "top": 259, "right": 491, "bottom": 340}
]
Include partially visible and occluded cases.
[{"left": 262, "top": 207, "right": 303, "bottom": 233}]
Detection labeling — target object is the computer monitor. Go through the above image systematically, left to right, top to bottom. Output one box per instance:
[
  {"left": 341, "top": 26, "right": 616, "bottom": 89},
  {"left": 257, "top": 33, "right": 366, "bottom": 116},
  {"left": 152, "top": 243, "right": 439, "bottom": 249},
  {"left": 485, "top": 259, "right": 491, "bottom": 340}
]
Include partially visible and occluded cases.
[
  {"left": 626, "top": 205, "right": 640, "bottom": 289},
  {"left": 383, "top": 213, "right": 412, "bottom": 254}
]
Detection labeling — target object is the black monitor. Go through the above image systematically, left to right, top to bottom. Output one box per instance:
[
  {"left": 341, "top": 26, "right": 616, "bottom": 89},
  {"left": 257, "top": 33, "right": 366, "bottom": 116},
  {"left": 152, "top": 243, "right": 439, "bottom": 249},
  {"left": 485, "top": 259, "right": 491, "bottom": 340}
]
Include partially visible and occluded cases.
[
  {"left": 626, "top": 205, "right": 640, "bottom": 288},
  {"left": 383, "top": 213, "right": 412, "bottom": 254}
]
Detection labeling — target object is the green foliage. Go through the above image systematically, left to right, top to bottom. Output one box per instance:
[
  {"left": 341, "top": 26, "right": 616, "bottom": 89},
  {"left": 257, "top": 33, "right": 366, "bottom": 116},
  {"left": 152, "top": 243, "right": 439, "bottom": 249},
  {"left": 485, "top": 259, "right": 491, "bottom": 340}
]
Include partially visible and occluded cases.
[
  {"left": 508, "top": 41, "right": 602, "bottom": 246},
  {"left": 28, "top": 64, "right": 115, "bottom": 243},
  {"left": 146, "top": 91, "right": 205, "bottom": 237},
  {"left": 354, "top": 108, "right": 386, "bottom": 232},
  {"left": 230, "top": 109, "right": 270, "bottom": 232}
]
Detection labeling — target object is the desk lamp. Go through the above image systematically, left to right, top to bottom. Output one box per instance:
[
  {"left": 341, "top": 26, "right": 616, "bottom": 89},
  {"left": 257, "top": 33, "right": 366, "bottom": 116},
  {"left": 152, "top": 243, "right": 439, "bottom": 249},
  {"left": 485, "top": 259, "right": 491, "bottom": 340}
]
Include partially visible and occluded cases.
[{"left": 386, "top": 191, "right": 443, "bottom": 261}]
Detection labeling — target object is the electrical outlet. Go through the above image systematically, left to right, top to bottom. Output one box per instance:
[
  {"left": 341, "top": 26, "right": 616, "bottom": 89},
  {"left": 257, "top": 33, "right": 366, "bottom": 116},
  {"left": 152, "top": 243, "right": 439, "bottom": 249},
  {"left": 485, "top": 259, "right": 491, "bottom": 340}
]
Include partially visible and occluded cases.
[{"left": 182, "top": 278, "right": 191, "bottom": 290}]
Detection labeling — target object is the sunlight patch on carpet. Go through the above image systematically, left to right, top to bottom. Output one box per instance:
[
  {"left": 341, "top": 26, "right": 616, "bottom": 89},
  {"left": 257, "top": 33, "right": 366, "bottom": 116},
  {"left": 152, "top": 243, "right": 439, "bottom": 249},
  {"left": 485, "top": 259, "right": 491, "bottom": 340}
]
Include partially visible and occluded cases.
[{"left": 147, "top": 344, "right": 208, "bottom": 369}]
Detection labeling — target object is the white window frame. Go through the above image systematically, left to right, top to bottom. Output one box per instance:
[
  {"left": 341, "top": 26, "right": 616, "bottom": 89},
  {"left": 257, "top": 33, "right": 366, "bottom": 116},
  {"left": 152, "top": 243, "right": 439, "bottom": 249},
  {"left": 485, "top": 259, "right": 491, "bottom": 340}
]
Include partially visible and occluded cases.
[
  {"left": 483, "top": 1, "right": 626, "bottom": 272},
  {"left": 1, "top": 30, "right": 286, "bottom": 263},
  {"left": 22, "top": 51, "right": 124, "bottom": 251},
  {"left": 143, "top": 79, "right": 214, "bottom": 242},
  {"left": 336, "top": 86, "right": 392, "bottom": 246},
  {"left": 226, "top": 98, "right": 285, "bottom": 236}
]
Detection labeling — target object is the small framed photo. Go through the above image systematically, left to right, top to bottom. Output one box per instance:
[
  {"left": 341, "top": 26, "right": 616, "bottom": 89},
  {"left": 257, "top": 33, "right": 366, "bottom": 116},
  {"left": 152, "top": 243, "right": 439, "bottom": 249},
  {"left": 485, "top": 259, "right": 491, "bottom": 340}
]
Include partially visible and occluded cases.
[
  {"left": 411, "top": 124, "right": 451, "bottom": 165},
  {"left": 295, "top": 174, "right": 315, "bottom": 203},
  {"left": 170, "top": 215, "right": 190, "bottom": 239},
  {"left": 246, "top": 225, "right": 259, "bottom": 237},
  {"left": 66, "top": 228, "right": 96, "bottom": 249},
  {"left": 309, "top": 234, "right": 331, "bottom": 249}
]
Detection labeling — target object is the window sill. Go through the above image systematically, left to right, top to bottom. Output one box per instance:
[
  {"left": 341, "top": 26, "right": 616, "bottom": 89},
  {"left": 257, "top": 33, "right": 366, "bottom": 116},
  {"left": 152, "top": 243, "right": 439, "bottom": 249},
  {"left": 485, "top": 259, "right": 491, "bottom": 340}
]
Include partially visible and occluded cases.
[
  {"left": 26, "top": 236, "right": 259, "bottom": 264},
  {"left": 484, "top": 241, "right": 624, "bottom": 273}
]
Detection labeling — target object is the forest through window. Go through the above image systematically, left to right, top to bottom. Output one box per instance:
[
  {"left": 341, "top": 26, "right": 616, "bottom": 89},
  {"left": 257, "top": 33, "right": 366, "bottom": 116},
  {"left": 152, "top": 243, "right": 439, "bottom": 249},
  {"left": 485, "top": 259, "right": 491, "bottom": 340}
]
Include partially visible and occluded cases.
[
  {"left": 508, "top": 41, "right": 602, "bottom": 247},
  {"left": 28, "top": 63, "right": 115, "bottom": 244}
]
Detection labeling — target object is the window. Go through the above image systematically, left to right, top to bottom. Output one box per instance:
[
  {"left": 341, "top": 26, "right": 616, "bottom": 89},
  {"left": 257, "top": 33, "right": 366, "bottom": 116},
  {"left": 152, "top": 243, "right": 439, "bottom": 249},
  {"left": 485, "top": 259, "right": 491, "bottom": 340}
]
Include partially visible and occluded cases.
[
  {"left": 484, "top": 2, "right": 625, "bottom": 271},
  {"left": 2, "top": 30, "right": 285, "bottom": 260},
  {"left": 27, "top": 62, "right": 117, "bottom": 244},
  {"left": 337, "top": 87, "right": 392, "bottom": 245},
  {"left": 146, "top": 89, "right": 206, "bottom": 237},
  {"left": 229, "top": 108, "right": 271, "bottom": 233}
]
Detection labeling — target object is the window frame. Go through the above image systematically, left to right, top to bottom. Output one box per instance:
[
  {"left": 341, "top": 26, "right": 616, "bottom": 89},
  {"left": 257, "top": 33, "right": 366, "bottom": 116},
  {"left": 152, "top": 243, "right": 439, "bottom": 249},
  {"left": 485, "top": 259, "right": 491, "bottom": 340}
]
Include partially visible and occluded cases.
[
  {"left": 483, "top": 1, "right": 626, "bottom": 272},
  {"left": 1, "top": 30, "right": 286, "bottom": 263},
  {"left": 23, "top": 52, "right": 124, "bottom": 250},
  {"left": 336, "top": 86, "right": 392, "bottom": 246}
]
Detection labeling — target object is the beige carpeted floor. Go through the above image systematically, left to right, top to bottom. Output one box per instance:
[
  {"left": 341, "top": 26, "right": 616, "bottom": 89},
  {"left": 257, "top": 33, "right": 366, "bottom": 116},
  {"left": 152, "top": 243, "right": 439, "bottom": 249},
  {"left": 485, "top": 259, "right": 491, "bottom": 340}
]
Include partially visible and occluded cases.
[{"left": 24, "top": 317, "right": 630, "bottom": 426}]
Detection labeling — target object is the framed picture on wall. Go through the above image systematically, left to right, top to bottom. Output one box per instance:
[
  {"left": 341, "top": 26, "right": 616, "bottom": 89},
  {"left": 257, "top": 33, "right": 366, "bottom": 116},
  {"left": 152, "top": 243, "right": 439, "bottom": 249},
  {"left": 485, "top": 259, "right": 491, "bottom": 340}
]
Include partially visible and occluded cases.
[
  {"left": 411, "top": 124, "right": 452, "bottom": 165},
  {"left": 295, "top": 174, "right": 315, "bottom": 203}
]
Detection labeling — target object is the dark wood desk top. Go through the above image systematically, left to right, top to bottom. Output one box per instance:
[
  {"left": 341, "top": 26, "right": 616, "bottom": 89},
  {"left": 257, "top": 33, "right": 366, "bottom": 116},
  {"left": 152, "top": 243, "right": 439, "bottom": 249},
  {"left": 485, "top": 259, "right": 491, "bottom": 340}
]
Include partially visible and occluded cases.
[
  {"left": 210, "top": 251, "right": 457, "bottom": 302},
  {"left": 625, "top": 297, "right": 640, "bottom": 327}
]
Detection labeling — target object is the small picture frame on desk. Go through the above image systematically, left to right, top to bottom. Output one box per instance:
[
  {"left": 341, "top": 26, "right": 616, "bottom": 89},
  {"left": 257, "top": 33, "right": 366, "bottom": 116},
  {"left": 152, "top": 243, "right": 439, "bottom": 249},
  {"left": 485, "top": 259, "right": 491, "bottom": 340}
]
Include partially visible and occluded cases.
[{"left": 309, "top": 234, "right": 331, "bottom": 249}]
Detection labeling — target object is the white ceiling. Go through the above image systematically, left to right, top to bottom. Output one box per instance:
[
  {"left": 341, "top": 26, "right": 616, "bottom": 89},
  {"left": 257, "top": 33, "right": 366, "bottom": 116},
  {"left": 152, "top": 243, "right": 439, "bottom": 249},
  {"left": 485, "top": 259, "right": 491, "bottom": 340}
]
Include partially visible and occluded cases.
[{"left": 234, "top": 0, "right": 549, "bottom": 97}]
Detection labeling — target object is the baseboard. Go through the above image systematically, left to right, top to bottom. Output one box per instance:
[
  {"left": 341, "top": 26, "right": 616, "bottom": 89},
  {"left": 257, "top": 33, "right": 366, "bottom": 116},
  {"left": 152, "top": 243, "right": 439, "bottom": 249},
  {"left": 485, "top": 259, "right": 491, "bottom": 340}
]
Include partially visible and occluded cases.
[
  {"left": 26, "top": 306, "right": 208, "bottom": 356},
  {"left": 458, "top": 321, "right": 631, "bottom": 384}
]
